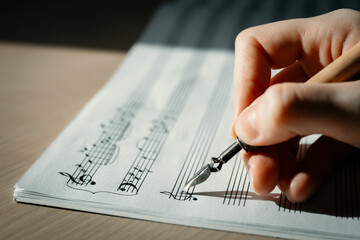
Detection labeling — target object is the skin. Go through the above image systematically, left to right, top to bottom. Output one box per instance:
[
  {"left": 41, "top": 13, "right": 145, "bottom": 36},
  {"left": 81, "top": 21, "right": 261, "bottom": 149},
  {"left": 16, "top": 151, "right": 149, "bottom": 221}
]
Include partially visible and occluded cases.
[{"left": 231, "top": 9, "right": 360, "bottom": 203}]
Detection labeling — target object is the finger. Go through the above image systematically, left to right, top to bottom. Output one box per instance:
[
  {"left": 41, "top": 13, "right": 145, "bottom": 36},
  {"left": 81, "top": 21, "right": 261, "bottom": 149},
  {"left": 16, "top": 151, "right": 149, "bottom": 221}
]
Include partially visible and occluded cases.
[
  {"left": 231, "top": 9, "right": 360, "bottom": 138},
  {"left": 231, "top": 19, "right": 307, "bottom": 136},
  {"left": 231, "top": 60, "right": 308, "bottom": 139},
  {"left": 270, "top": 61, "right": 309, "bottom": 85},
  {"left": 235, "top": 81, "right": 360, "bottom": 147},
  {"left": 286, "top": 136, "right": 354, "bottom": 203},
  {"left": 242, "top": 137, "right": 299, "bottom": 194},
  {"left": 276, "top": 137, "right": 300, "bottom": 192},
  {"left": 241, "top": 146, "right": 279, "bottom": 195}
]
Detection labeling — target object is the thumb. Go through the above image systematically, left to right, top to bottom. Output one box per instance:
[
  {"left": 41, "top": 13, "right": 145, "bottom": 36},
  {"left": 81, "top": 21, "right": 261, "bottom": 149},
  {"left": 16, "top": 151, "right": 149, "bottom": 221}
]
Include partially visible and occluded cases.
[{"left": 234, "top": 81, "right": 360, "bottom": 147}]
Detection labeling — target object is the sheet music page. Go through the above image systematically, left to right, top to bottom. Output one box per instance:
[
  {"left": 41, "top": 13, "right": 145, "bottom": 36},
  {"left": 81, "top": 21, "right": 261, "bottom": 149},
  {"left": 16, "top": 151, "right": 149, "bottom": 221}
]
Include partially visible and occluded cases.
[{"left": 14, "top": 1, "right": 360, "bottom": 239}]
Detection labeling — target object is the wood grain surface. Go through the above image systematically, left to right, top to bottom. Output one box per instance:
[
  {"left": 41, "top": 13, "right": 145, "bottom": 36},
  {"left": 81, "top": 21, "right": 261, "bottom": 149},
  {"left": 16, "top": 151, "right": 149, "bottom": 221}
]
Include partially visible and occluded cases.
[{"left": 0, "top": 42, "right": 273, "bottom": 240}]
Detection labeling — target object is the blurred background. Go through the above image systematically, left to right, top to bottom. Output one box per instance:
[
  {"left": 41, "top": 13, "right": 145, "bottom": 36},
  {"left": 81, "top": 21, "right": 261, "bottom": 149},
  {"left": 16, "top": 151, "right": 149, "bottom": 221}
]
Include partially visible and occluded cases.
[
  {"left": 1, "top": 0, "right": 360, "bottom": 52},
  {"left": 0, "top": 1, "right": 166, "bottom": 51}
]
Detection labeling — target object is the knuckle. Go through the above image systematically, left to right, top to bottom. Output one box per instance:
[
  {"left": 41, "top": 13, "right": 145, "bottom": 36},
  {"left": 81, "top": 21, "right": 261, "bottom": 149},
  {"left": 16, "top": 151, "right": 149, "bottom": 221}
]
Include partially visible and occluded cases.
[
  {"left": 332, "top": 8, "right": 357, "bottom": 16},
  {"left": 235, "top": 27, "right": 257, "bottom": 48}
]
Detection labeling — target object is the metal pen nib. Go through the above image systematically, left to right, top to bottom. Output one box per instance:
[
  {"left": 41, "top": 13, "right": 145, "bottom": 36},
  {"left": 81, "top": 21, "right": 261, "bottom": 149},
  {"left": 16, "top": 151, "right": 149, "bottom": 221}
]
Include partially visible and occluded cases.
[
  {"left": 182, "top": 137, "right": 258, "bottom": 192},
  {"left": 182, "top": 164, "right": 213, "bottom": 192}
]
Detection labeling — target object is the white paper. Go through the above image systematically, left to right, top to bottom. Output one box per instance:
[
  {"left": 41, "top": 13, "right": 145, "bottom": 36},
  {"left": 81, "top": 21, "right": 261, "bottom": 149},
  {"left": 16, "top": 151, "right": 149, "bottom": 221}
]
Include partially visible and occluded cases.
[{"left": 15, "top": 2, "right": 360, "bottom": 240}]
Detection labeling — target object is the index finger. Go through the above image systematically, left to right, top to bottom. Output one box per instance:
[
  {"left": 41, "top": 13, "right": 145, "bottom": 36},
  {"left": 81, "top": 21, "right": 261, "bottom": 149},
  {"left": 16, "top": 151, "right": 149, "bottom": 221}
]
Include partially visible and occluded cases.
[{"left": 232, "top": 19, "right": 304, "bottom": 137}]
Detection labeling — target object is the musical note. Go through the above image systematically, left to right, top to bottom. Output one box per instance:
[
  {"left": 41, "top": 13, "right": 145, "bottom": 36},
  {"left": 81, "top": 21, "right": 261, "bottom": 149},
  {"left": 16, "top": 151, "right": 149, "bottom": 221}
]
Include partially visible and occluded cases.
[
  {"left": 150, "top": 120, "right": 168, "bottom": 133},
  {"left": 159, "top": 121, "right": 168, "bottom": 133},
  {"left": 136, "top": 138, "right": 158, "bottom": 153},
  {"left": 134, "top": 167, "right": 143, "bottom": 172},
  {"left": 59, "top": 172, "right": 96, "bottom": 185},
  {"left": 59, "top": 172, "right": 80, "bottom": 184},
  {"left": 79, "top": 174, "right": 96, "bottom": 185},
  {"left": 130, "top": 174, "right": 140, "bottom": 180},
  {"left": 118, "top": 183, "right": 139, "bottom": 194},
  {"left": 160, "top": 191, "right": 197, "bottom": 201}
]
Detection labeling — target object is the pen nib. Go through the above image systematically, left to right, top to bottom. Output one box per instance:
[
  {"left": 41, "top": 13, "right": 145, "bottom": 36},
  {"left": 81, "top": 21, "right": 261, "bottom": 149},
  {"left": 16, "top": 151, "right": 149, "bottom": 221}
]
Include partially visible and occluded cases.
[{"left": 182, "top": 164, "right": 212, "bottom": 192}]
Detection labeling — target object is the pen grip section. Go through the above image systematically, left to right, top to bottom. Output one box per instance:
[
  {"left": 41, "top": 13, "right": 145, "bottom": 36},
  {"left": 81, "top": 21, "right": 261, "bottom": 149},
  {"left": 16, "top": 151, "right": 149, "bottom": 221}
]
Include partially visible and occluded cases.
[{"left": 219, "top": 141, "right": 242, "bottom": 163}]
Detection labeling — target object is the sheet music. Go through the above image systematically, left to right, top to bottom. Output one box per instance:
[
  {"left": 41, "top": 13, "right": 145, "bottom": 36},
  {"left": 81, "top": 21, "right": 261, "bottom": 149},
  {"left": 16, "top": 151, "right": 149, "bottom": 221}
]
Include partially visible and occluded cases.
[{"left": 14, "top": 1, "right": 360, "bottom": 239}]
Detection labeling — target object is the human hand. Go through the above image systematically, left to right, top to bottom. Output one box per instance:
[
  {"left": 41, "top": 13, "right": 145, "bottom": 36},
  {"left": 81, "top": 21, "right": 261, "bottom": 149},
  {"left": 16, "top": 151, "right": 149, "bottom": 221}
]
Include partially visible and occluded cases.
[{"left": 231, "top": 9, "right": 360, "bottom": 202}]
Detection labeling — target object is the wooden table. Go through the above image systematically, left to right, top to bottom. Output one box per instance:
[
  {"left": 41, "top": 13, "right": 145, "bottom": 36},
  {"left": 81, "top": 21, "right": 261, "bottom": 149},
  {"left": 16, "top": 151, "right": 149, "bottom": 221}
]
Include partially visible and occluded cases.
[{"left": 0, "top": 41, "right": 273, "bottom": 239}]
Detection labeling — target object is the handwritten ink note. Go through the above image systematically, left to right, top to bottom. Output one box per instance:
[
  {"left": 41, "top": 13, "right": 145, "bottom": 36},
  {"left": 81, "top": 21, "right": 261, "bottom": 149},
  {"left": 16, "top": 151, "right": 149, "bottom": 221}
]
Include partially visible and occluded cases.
[{"left": 14, "top": 1, "right": 360, "bottom": 240}]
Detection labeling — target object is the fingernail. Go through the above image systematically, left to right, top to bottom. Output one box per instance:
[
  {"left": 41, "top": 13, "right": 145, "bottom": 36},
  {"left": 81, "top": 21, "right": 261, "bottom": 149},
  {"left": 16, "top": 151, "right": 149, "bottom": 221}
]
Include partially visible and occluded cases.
[
  {"left": 235, "top": 104, "right": 259, "bottom": 143},
  {"left": 247, "top": 109, "right": 258, "bottom": 133}
]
